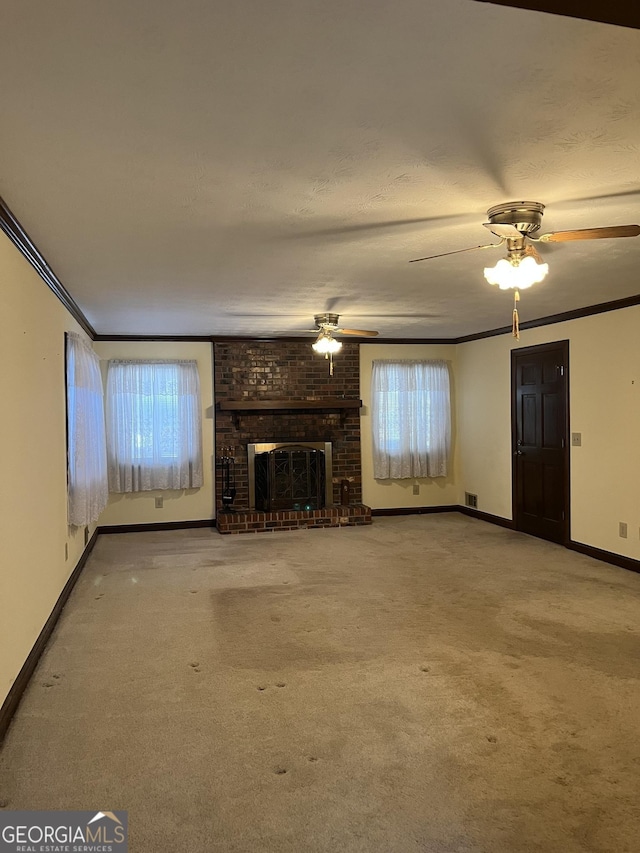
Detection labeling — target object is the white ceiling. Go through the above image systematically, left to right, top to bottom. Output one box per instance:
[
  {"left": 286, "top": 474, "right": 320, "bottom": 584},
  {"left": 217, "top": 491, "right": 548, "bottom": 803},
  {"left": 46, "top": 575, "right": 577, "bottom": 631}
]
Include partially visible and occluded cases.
[{"left": 1, "top": 0, "right": 639, "bottom": 338}]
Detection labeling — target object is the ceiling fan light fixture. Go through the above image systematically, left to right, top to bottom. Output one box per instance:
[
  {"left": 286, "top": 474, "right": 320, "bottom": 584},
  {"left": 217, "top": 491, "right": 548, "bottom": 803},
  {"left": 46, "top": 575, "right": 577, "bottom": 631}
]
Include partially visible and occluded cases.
[
  {"left": 484, "top": 256, "right": 549, "bottom": 290},
  {"left": 312, "top": 332, "right": 342, "bottom": 354}
]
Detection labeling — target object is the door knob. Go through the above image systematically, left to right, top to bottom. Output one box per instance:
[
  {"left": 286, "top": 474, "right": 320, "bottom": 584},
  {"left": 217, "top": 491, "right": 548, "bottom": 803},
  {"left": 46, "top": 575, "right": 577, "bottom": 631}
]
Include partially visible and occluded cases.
[{"left": 514, "top": 450, "right": 525, "bottom": 456}]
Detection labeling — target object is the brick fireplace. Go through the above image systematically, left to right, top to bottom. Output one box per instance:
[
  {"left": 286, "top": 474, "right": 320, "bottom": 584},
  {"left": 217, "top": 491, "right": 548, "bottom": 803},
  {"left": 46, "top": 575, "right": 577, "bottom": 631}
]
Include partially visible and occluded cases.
[{"left": 214, "top": 340, "right": 371, "bottom": 533}]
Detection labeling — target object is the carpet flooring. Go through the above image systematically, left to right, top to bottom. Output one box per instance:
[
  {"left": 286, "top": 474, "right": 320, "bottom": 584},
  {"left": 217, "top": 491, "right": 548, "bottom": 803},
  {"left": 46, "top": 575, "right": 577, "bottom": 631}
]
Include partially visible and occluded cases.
[{"left": 1, "top": 514, "right": 639, "bottom": 852}]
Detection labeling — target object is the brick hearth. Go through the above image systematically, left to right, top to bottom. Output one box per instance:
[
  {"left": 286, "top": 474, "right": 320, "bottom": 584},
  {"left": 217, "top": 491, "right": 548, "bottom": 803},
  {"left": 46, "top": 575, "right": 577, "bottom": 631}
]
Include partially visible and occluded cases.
[{"left": 217, "top": 504, "right": 372, "bottom": 534}]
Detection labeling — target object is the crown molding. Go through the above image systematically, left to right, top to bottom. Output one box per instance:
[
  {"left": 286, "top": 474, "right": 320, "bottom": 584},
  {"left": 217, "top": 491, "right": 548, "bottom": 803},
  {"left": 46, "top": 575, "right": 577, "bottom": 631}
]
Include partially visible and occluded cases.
[
  {"left": 472, "top": 1, "right": 640, "bottom": 29},
  {"left": 3, "top": 194, "right": 639, "bottom": 344},
  {"left": 0, "top": 195, "right": 96, "bottom": 339},
  {"left": 455, "top": 293, "right": 640, "bottom": 343},
  {"left": 96, "top": 294, "right": 640, "bottom": 345},
  {"left": 94, "top": 334, "right": 214, "bottom": 342}
]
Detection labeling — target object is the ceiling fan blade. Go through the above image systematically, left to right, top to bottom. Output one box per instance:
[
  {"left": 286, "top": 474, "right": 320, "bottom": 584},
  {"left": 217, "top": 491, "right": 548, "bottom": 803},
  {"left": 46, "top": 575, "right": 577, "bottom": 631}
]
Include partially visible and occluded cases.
[
  {"left": 290, "top": 211, "right": 474, "bottom": 240},
  {"left": 483, "top": 222, "right": 521, "bottom": 239},
  {"left": 539, "top": 225, "right": 640, "bottom": 243},
  {"left": 409, "top": 242, "right": 502, "bottom": 263},
  {"left": 336, "top": 328, "right": 379, "bottom": 337}
]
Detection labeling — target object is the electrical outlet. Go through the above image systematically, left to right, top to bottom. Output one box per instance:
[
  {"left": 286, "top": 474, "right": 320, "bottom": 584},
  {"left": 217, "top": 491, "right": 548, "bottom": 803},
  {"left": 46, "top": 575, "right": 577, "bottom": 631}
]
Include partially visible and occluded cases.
[
  {"left": 572, "top": 433, "right": 582, "bottom": 446},
  {"left": 412, "top": 484, "right": 420, "bottom": 495},
  {"left": 155, "top": 496, "right": 164, "bottom": 509},
  {"left": 619, "top": 522, "right": 628, "bottom": 539}
]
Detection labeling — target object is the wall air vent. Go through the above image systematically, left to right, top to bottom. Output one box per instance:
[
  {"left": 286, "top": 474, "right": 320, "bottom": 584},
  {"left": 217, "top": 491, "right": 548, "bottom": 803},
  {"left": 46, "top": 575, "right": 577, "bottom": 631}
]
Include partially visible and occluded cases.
[{"left": 465, "top": 492, "right": 478, "bottom": 509}]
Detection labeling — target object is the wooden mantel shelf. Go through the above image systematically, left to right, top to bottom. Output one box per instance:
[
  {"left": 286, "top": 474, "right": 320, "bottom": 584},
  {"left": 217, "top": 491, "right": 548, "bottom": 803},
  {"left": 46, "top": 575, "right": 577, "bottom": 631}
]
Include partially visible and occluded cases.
[
  {"left": 218, "top": 398, "right": 361, "bottom": 412},
  {"left": 218, "top": 398, "right": 362, "bottom": 424}
]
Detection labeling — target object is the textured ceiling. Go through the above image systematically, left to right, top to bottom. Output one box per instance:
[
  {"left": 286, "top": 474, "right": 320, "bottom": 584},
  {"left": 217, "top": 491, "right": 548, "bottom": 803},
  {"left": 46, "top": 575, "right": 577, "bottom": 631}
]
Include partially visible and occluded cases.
[{"left": 1, "top": 0, "right": 639, "bottom": 338}]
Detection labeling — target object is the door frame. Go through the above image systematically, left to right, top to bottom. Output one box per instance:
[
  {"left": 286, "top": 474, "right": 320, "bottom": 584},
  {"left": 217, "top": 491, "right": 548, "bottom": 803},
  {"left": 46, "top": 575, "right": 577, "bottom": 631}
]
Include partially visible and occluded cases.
[{"left": 510, "top": 340, "right": 571, "bottom": 544}]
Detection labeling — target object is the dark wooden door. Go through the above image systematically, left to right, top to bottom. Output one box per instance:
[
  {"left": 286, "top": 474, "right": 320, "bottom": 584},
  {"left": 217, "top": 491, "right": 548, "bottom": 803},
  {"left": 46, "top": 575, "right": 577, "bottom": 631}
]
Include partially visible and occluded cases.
[{"left": 512, "top": 341, "right": 569, "bottom": 544}]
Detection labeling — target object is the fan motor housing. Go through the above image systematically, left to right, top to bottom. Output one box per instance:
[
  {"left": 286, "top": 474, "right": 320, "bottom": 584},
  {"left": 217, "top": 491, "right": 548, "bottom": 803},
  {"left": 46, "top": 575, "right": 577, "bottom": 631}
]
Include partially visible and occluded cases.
[
  {"left": 487, "top": 201, "right": 545, "bottom": 235},
  {"left": 314, "top": 313, "right": 340, "bottom": 328}
]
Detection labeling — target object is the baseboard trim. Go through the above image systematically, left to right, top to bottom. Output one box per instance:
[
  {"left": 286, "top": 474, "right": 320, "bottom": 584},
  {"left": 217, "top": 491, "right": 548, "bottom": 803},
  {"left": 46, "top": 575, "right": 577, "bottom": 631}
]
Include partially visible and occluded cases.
[
  {"left": 371, "top": 504, "right": 514, "bottom": 529},
  {"left": 371, "top": 505, "right": 459, "bottom": 516},
  {"left": 458, "top": 505, "right": 515, "bottom": 529},
  {"left": 97, "top": 519, "right": 216, "bottom": 534},
  {"left": 0, "top": 528, "right": 100, "bottom": 745},
  {"left": 568, "top": 540, "right": 640, "bottom": 574}
]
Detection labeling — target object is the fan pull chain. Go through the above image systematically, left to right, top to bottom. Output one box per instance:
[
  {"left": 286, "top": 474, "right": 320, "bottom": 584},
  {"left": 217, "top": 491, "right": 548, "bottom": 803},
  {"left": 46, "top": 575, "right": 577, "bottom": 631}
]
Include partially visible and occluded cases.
[
  {"left": 512, "top": 289, "right": 520, "bottom": 340},
  {"left": 325, "top": 352, "right": 335, "bottom": 376}
]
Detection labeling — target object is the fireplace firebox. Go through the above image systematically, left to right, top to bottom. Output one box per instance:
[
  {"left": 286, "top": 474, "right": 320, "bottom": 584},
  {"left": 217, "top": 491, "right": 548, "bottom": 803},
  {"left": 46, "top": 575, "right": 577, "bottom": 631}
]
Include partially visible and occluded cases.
[{"left": 247, "top": 442, "right": 333, "bottom": 511}]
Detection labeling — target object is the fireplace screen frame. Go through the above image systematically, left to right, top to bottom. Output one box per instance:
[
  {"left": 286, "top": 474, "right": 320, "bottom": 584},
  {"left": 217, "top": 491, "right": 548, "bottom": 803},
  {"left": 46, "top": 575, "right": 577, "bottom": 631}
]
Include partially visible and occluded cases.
[{"left": 247, "top": 441, "right": 333, "bottom": 511}]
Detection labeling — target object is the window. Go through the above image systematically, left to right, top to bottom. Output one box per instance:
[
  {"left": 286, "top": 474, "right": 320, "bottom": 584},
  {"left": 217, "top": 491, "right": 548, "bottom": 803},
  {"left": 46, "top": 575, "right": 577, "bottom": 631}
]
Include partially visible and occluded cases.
[
  {"left": 66, "top": 332, "right": 109, "bottom": 525},
  {"left": 371, "top": 359, "right": 451, "bottom": 479},
  {"left": 106, "top": 360, "right": 203, "bottom": 492}
]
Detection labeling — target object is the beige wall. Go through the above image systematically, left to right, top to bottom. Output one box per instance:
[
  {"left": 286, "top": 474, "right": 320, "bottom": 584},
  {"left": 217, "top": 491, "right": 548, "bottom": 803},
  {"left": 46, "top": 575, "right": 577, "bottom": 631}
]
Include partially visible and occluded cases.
[
  {"left": 0, "top": 232, "right": 92, "bottom": 709},
  {"left": 457, "top": 306, "right": 640, "bottom": 558},
  {"left": 361, "top": 310, "right": 640, "bottom": 560},
  {"left": 93, "top": 341, "right": 215, "bottom": 526},
  {"left": 360, "top": 344, "right": 460, "bottom": 509}
]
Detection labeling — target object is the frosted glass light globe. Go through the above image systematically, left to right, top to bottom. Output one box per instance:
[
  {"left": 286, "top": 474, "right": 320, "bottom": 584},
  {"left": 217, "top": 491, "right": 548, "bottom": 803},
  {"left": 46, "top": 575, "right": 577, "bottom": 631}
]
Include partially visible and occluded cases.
[{"left": 484, "top": 256, "right": 549, "bottom": 290}]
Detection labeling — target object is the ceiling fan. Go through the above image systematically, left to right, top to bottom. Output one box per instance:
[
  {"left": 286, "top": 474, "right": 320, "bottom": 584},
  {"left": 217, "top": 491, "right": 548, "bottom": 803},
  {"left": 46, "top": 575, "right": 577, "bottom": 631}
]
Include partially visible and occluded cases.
[
  {"left": 409, "top": 201, "right": 640, "bottom": 337},
  {"left": 409, "top": 201, "right": 640, "bottom": 270},
  {"left": 296, "top": 313, "right": 379, "bottom": 374},
  {"left": 301, "top": 313, "right": 379, "bottom": 336}
]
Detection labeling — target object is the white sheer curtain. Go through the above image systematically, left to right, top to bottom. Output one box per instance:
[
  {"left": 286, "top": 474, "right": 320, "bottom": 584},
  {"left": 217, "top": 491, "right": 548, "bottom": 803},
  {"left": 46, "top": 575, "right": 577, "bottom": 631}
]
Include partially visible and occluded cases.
[
  {"left": 66, "top": 332, "right": 109, "bottom": 526},
  {"left": 371, "top": 359, "right": 451, "bottom": 479},
  {"left": 106, "top": 360, "right": 203, "bottom": 492}
]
